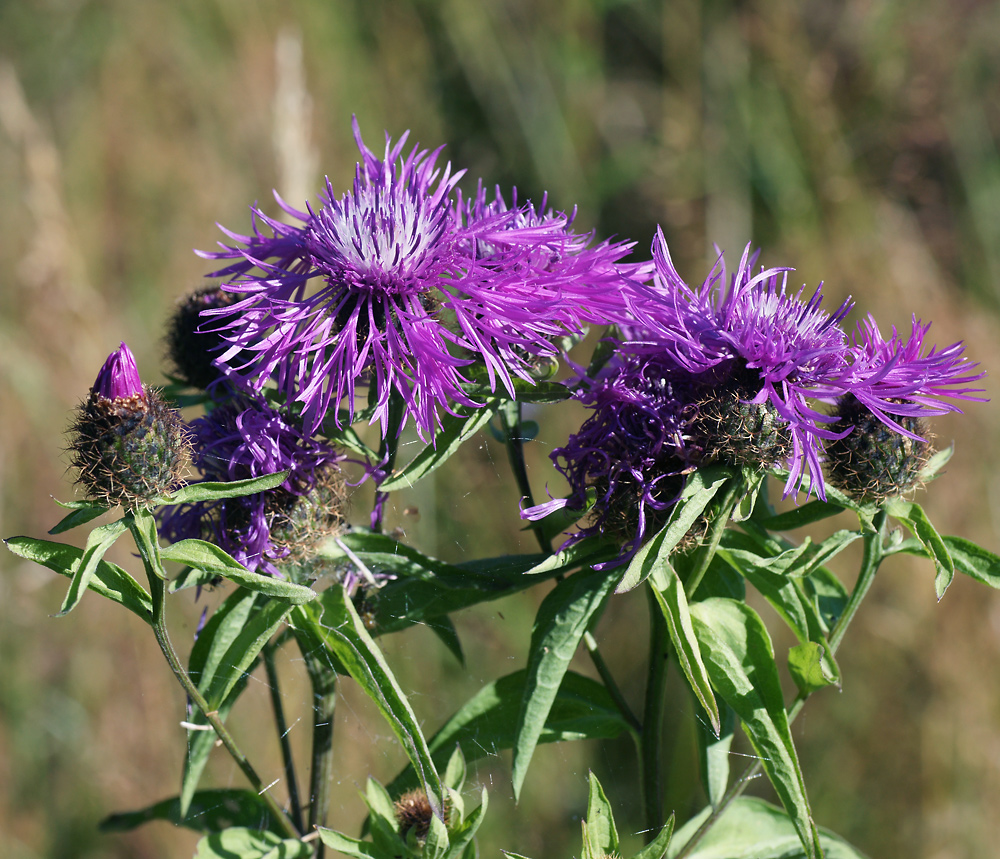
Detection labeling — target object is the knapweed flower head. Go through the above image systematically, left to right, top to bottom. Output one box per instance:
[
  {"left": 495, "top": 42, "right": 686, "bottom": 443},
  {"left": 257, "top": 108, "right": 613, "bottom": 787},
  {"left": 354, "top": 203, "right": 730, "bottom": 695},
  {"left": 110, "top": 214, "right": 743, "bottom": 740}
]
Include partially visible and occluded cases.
[
  {"left": 199, "top": 118, "right": 642, "bottom": 439},
  {"left": 632, "top": 229, "right": 855, "bottom": 497},
  {"left": 165, "top": 285, "right": 242, "bottom": 390},
  {"left": 824, "top": 316, "right": 985, "bottom": 502},
  {"left": 69, "top": 343, "right": 190, "bottom": 509},
  {"left": 159, "top": 396, "right": 347, "bottom": 577}
]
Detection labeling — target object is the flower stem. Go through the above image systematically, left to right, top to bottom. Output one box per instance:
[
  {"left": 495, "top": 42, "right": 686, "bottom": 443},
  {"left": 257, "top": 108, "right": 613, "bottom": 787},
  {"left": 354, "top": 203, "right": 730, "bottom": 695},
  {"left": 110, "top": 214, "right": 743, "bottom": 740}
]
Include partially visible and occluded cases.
[
  {"left": 499, "top": 400, "right": 551, "bottom": 553},
  {"left": 672, "top": 510, "right": 889, "bottom": 859},
  {"left": 145, "top": 574, "right": 301, "bottom": 840},
  {"left": 641, "top": 584, "right": 671, "bottom": 841},
  {"left": 583, "top": 631, "right": 642, "bottom": 733},
  {"left": 298, "top": 637, "right": 338, "bottom": 857},
  {"left": 263, "top": 643, "right": 304, "bottom": 834}
]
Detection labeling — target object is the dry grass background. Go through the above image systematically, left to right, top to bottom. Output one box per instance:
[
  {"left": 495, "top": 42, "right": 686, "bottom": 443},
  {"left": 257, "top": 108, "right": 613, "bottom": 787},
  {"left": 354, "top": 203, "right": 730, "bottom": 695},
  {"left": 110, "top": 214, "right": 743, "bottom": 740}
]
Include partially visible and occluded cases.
[{"left": 2, "top": 1, "right": 1000, "bottom": 857}]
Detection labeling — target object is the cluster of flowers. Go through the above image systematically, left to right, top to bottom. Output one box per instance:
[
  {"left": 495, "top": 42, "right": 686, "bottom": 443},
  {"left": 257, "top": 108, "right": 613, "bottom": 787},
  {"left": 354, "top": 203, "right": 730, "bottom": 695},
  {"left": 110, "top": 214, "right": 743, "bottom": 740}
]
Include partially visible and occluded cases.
[{"left": 72, "top": 119, "right": 985, "bottom": 574}]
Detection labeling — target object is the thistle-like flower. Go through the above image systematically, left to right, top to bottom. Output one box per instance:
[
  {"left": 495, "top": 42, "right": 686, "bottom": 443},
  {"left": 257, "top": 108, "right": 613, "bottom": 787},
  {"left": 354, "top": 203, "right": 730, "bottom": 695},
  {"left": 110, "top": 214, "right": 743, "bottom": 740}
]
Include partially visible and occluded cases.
[
  {"left": 199, "top": 119, "right": 642, "bottom": 438},
  {"left": 632, "top": 229, "right": 854, "bottom": 497},
  {"left": 825, "top": 316, "right": 985, "bottom": 502},
  {"left": 69, "top": 343, "right": 190, "bottom": 509},
  {"left": 158, "top": 397, "right": 347, "bottom": 577}
]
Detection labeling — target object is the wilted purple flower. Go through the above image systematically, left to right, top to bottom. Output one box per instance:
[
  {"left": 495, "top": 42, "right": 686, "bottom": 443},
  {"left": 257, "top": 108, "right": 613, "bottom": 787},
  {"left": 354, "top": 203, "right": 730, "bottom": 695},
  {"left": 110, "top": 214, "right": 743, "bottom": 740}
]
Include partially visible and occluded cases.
[
  {"left": 199, "top": 119, "right": 643, "bottom": 438},
  {"left": 632, "top": 229, "right": 855, "bottom": 496},
  {"left": 842, "top": 315, "right": 986, "bottom": 436},
  {"left": 93, "top": 342, "right": 144, "bottom": 401},
  {"left": 159, "top": 397, "right": 346, "bottom": 576}
]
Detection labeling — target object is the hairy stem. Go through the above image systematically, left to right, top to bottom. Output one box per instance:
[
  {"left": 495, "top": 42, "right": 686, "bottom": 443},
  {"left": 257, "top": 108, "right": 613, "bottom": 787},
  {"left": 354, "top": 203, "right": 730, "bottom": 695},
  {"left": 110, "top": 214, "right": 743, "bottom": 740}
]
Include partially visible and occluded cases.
[
  {"left": 499, "top": 400, "right": 551, "bottom": 554},
  {"left": 146, "top": 574, "right": 301, "bottom": 840},
  {"left": 641, "top": 584, "right": 671, "bottom": 841},
  {"left": 298, "top": 638, "right": 338, "bottom": 857},
  {"left": 263, "top": 644, "right": 304, "bottom": 833}
]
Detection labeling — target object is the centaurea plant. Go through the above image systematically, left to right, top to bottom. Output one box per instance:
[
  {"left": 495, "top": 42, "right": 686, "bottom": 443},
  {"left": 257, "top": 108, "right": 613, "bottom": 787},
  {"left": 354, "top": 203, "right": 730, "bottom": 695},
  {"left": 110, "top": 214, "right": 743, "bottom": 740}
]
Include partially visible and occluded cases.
[{"left": 7, "top": 120, "right": 994, "bottom": 859}]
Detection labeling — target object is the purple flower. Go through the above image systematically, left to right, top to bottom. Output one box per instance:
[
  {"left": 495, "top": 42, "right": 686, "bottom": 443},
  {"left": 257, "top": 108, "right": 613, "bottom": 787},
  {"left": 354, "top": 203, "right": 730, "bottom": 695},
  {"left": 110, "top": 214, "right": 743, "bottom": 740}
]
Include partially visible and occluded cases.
[
  {"left": 199, "top": 119, "right": 643, "bottom": 438},
  {"left": 631, "top": 229, "right": 855, "bottom": 496},
  {"left": 842, "top": 315, "right": 986, "bottom": 436},
  {"left": 93, "top": 342, "right": 144, "bottom": 401},
  {"left": 525, "top": 351, "right": 697, "bottom": 563},
  {"left": 159, "top": 397, "right": 346, "bottom": 576}
]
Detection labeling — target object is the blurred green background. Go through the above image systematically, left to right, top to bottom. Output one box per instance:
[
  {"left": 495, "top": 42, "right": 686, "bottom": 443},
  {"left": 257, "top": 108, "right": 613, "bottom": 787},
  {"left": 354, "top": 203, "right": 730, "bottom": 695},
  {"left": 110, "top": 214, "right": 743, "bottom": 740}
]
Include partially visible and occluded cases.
[{"left": 3, "top": 0, "right": 1000, "bottom": 856}]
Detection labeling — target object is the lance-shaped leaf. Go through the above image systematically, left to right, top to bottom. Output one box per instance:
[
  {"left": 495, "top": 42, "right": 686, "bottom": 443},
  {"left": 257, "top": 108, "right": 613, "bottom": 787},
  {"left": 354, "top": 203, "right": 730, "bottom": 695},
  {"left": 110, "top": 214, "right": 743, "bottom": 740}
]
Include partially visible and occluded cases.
[
  {"left": 379, "top": 404, "right": 500, "bottom": 491},
  {"left": 617, "top": 466, "right": 732, "bottom": 593},
  {"left": 163, "top": 471, "right": 290, "bottom": 506},
  {"left": 757, "top": 499, "right": 849, "bottom": 532},
  {"left": 885, "top": 499, "right": 954, "bottom": 599},
  {"left": 48, "top": 502, "right": 109, "bottom": 534},
  {"left": 128, "top": 507, "right": 167, "bottom": 581},
  {"left": 55, "top": 516, "right": 129, "bottom": 616},
  {"left": 5, "top": 536, "right": 152, "bottom": 623},
  {"left": 944, "top": 536, "right": 1000, "bottom": 589},
  {"left": 159, "top": 539, "right": 315, "bottom": 603},
  {"left": 649, "top": 563, "right": 720, "bottom": 735},
  {"left": 512, "top": 567, "right": 617, "bottom": 799},
  {"left": 290, "top": 587, "right": 444, "bottom": 817},
  {"left": 180, "top": 593, "right": 291, "bottom": 815},
  {"left": 689, "top": 598, "right": 821, "bottom": 859},
  {"left": 788, "top": 641, "right": 839, "bottom": 696},
  {"left": 387, "top": 670, "right": 629, "bottom": 797},
  {"left": 696, "top": 694, "right": 735, "bottom": 808},
  {"left": 581, "top": 773, "right": 619, "bottom": 859},
  {"left": 99, "top": 788, "right": 281, "bottom": 835},
  {"left": 667, "top": 797, "right": 869, "bottom": 859},
  {"left": 633, "top": 814, "right": 675, "bottom": 859},
  {"left": 193, "top": 828, "right": 311, "bottom": 859},
  {"left": 316, "top": 828, "right": 382, "bottom": 859}
]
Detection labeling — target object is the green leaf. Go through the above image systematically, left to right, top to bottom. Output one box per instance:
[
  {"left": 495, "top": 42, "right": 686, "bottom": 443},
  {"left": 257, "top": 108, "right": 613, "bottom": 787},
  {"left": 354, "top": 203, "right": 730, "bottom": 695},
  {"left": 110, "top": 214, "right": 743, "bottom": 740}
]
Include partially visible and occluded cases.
[
  {"left": 379, "top": 404, "right": 500, "bottom": 491},
  {"left": 319, "top": 422, "right": 379, "bottom": 461},
  {"left": 920, "top": 444, "right": 954, "bottom": 483},
  {"left": 617, "top": 466, "right": 732, "bottom": 593},
  {"left": 164, "top": 471, "right": 291, "bottom": 506},
  {"left": 885, "top": 499, "right": 954, "bottom": 599},
  {"left": 758, "top": 500, "right": 848, "bottom": 532},
  {"left": 48, "top": 503, "right": 109, "bottom": 534},
  {"left": 55, "top": 516, "right": 129, "bottom": 616},
  {"left": 322, "top": 532, "right": 572, "bottom": 636},
  {"left": 524, "top": 533, "right": 618, "bottom": 576},
  {"left": 944, "top": 535, "right": 1000, "bottom": 588},
  {"left": 5, "top": 536, "right": 152, "bottom": 623},
  {"left": 160, "top": 539, "right": 316, "bottom": 603},
  {"left": 649, "top": 563, "right": 721, "bottom": 735},
  {"left": 798, "top": 565, "right": 850, "bottom": 636},
  {"left": 512, "top": 568, "right": 617, "bottom": 799},
  {"left": 291, "top": 587, "right": 444, "bottom": 816},
  {"left": 181, "top": 594, "right": 291, "bottom": 815},
  {"left": 689, "top": 599, "right": 821, "bottom": 859},
  {"left": 788, "top": 642, "right": 838, "bottom": 695},
  {"left": 387, "top": 670, "right": 628, "bottom": 798},
  {"left": 697, "top": 696, "right": 734, "bottom": 808},
  {"left": 581, "top": 773, "right": 619, "bottom": 859},
  {"left": 99, "top": 788, "right": 281, "bottom": 834},
  {"left": 441, "top": 788, "right": 488, "bottom": 859},
  {"left": 667, "top": 797, "right": 870, "bottom": 859},
  {"left": 631, "top": 813, "right": 675, "bottom": 859},
  {"left": 194, "top": 828, "right": 311, "bottom": 859},
  {"left": 316, "top": 828, "right": 383, "bottom": 859}
]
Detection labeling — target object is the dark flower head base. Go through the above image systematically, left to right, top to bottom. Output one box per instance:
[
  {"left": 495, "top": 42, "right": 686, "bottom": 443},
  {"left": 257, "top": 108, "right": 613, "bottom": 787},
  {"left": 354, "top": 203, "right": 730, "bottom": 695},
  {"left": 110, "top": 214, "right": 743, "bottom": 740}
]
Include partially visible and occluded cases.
[
  {"left": 199, "top": 119, "right": 645, "bottom": 439},
  {"left": 165, "top": 285, "right": 242, "bottom": 390},
  {"left": 70, "top": 343, "right": 190, "bottom": 510},
  {"left": 159, "top": 397, "right": 347, "bottom": 577}
]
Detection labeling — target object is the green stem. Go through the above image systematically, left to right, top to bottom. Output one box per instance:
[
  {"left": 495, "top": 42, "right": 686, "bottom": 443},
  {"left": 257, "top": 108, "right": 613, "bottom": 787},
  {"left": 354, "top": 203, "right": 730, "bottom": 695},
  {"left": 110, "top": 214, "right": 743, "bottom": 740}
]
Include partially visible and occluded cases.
[
  {"left": 372, "top": 394, "right": 405, "bottom": 533},
  {"left": 499, "top": 400, "right": 551, "bottom": 553},
  {"left": 684, "top": 479, "right": 743, "bottom": 600},
  {"left": 673, "top": 510, "right": 889, "bottom": 859},
  {"left": 146, "top": 574, "right": 301, "bottom": 840},
  {"left": 641, "top": 585, "right": 670, "bottom": 842},
  {"left": 583, "top": 631, "right": 642, "bottom": 734},
  {"left": 298, "top": 638, "right": 338, "bottom": 856},
  {"left": 263, "top": 644, "right": 304, "bottom": 834}
]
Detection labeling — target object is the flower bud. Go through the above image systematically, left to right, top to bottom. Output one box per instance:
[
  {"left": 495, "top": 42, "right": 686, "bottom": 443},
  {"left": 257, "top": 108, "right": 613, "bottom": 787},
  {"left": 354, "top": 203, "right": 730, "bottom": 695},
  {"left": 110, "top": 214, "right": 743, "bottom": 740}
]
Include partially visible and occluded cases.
[
  {"left": 165, "top": 285, "right": 240, "bottom": 389},
  {"left": 69, "top": 343, "right": 190, "bottom": 509},
  {"left": 824, "top": 395, "right": 931, "bottom": 504},
  {"left": 394, "top": 789, "right": 445, "bottom": 841}
]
